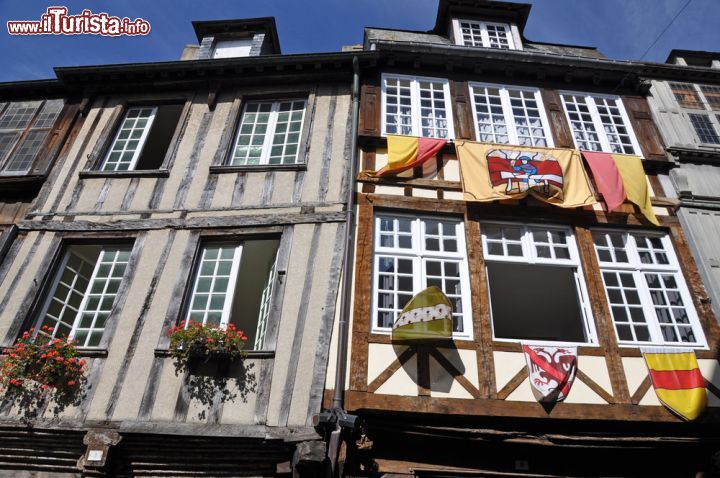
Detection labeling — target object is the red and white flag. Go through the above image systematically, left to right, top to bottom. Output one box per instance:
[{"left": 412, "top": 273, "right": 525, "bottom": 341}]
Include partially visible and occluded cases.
[{"left": 522, "top": 344, "right": 578, "bottom": 402}]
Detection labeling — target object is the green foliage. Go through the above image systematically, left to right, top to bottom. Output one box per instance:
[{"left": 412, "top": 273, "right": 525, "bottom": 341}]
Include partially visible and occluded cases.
[{"left": 166, "top": 321, "right": 248, "bottom": 373}]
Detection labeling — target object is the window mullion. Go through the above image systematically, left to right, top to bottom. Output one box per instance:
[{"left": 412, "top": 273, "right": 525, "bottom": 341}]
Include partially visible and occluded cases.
[
  {"left": 480, "top": 23, "right": 490, "bottom": 48},
  {"left": 411, "top": 79, "right": 421, "bottom": 137},
  {"left": 499, "top": 88, "right": 519, "bottom": 144},
  {"left": 586, "top": 96, "right": 612, "bottom": 152},
  {"left": 260, "top": 102, "right": 278, "bottom": 165},
  {"left": 127, "top": 107, "right": 157, "bottom": 170},
  {"left": 220, "top": 245, "right": 243, "bottom": 328},
  {"left": 69, "top": 250, "right": 106, "bottom": 344},
  {"left": 635, "top": 269, "right": 664, "bottom": 343}
]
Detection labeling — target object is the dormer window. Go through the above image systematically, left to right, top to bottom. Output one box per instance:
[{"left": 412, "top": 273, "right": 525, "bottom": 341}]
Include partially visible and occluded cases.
[
  {"left": 452, "top": 19, "right": 516, "bottom": 50},
  {"left": 213, "top": 38, "right": 253, "bottom": 58}
]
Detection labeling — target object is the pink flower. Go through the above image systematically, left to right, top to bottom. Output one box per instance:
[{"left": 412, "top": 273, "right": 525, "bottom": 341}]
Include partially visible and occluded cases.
[{"left": 67, "top": 380, "right": 76, "bottom": 387}]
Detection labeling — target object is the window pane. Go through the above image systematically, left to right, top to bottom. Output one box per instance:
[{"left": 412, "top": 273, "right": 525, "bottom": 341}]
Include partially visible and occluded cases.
[
  {"left": 460, "top": 21, "right": 484, "bottom": 47},
  {"left": 486, "top": 24, "right": 511, "bottom": 49},
  {"left": 384, "top": 77, "right": 414, "bottom": 136},
  {"left": 670, "top": 83, "right": 704, "bottom": 109},
  {"left": 699, "top": 85, "right": 720, "bottom": 111},
  {"left": 472, "top": 86, "right": 509, "bottom": 144},
  {"left": 508, "top": 89, "right": 548, "bottom": 147},
  {"left": 562, "top": 95, "right": 602, "bottom": 152},
  {"left": 593, "top": 97, "right": 636, "bottom": 154},
  {"left": 268, "top": 100, "right": 306, "bottom": 164},
  {"left": 0, "top": 101, "right": 41, "bottom": 130},
  {"left": 102, "top": 107, "right": 155, "bottom": 171},
  {"left": 689, "top": 113, "right": 720, "bottom": 144},
  {"left": 2, "top": 130, "right": 49, "bottom": 173},
  {"left": 594, "top": 230, "right": 702, "bottom": 345},
  {"left": 186, "top": 244, "right": 240, "bottom": 327},
  {"left": 36, "top": 245, "right": 131, "bottom": 347},
  {"left": 487, "top": 262, "right": 586, "bottom": 342}
]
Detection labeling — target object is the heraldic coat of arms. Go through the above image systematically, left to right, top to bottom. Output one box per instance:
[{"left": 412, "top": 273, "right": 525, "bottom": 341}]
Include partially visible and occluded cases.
[{"left": 487, "top": 149, "right": 564, "bottom": 200}]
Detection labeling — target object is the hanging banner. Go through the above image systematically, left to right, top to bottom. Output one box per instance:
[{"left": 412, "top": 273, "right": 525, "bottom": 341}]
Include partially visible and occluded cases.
[
  {"left": 364, "top": 135, "right": 447, "bottom": 177},
  {"left": 456, "top": 141, "right": 596, "bottom": 208},
  {"left": 582, "top": 151, "right": 659, "bottom": 225},
  {"left": 392, "top": 286, "right": 453, "bottom": 342},
  {"left": 522, "top": 344, "right": 578, "bottom": 402},
  {"left": 642, "top": 348, "right": 706, "bottom": 421}
]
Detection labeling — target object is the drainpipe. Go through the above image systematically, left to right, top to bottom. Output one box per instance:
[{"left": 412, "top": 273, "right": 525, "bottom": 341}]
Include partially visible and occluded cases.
[{"left": 325, "top": 54, "right": 361, "bottom": 476}]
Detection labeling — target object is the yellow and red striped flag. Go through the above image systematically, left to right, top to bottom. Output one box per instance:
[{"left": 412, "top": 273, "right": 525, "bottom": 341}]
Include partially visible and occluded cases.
[
  {"left": 367, "top": 135, "right": 447, "bottom": 177},
  {"left": 642, "top": 348, "right": 707, "bottom": 421}
]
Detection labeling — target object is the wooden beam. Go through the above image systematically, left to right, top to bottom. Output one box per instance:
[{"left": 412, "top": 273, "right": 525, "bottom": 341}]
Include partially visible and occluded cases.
[
  {"left": 367, "top": 347, "right": 417, "bottom": 394},
  {"left": 429, "top": 348, "right": 482, "bottom": 399},
  {"left": 496, "top": 366, "right": 528, "bottom": 401},
  {"left": 575, "top": 369, "right": 614, "bottom": 404},
  {"left": 631, "top": 375, "right": 652, "bottom": 405}
]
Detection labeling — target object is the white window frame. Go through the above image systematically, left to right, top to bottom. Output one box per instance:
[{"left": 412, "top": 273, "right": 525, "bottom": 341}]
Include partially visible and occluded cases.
[
  {"left": 451, "top": 19, "right": 517, "bottom": 50},
  {"left": 212, "top": 38, "right": 253, "bottom": 59},
  {"left": 381, "top": 73, "right": 455, "bottom": 139},
  {"left": 468, "top": 82, "right": 554, "bottom": 147},
  {"left": 669, "top": 82, "right": 720, "bottom": 146},
  {"left": 559, "top": 91, "right": 642, "bottom": 156},
  {"left": 227, "top": 99, "right": 307, "bottom": 166},
  {"left": 100, "top": 106, "right": 157, "bottom": 172},
  {"left": 371, "top": 213, "right": 473, "bottom": 340},
  {"left": 481, "top": 221, "right": 598, "bottom": 346},
  {"left": 592, "top": 229, "right": 707, "bottom": 348},
  {"left": 185, "top": 243, "right": 243, "bottom": 329},
  {"left": 34, "top": 245, "right": 131, "bottom": 348}
]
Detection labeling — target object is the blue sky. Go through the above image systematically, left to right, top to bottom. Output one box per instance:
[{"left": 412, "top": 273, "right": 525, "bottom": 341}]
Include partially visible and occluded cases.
[{"left": 0, "top": 0, "right": 718, "bottom": 82}]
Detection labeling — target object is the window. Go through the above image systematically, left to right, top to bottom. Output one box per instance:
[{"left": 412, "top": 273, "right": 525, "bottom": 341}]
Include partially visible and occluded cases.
[
  {"left": 452, "top": 19, "right": 516, "bottom": 50},
  {"left": 213, "top": 38, "right": 253, "bottom": 58},
  {"left": 382, "top": 74, "right": 454, "bottom": 139},
  {"left": 669, "top": 82, "right": 720, "bottom": 145},
  {"left": 468, "top": 83, "right": 553, "bottom": 147},
  {"left": 560, "top": 93, "right": 641, "bottom": 155},
  {"left": 0, "top": 99, "right": 64, "bottom": 174},
  {"left": 227, "top": 100, "right": 306, "bottom": 166},
  {"left": 101, "top": 104, "right": 184, "bottom": 171},
  {"left": 688, "top": 114, "right": 720, "bottom": 144},
  {"left": 372, "top": 214, "right": 472, "bottom": 339},
  {"left": 482, "top": 222, "right": 596, "bottom": 344},
  {"left": 593, "top": 231, "right": 705, "bottom": 346},
  {"left": 184, "top": 239, "right": 279, "bottom": 350},
  {"left": 34, "top": 244, "right": 132, "bottom": 348}
]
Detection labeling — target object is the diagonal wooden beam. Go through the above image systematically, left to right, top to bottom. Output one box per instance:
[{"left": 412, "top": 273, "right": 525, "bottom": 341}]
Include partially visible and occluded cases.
[
  {"left": 367, "top": 347, "right": 417, "bottom": 394},
  {"left": 429, "top": 348, "right": 482, "bottom": 399},
  {"left": 496, "top": 365, "right": 528, "bottom": 400},
  {"left": 576, "top": 369, "right": 615, "bottom": 404},
  {"left": 631, "top": 375, "right": 652, "bottom": 405},
  {"left": 705, "top": 379, "right": 720, "bottom": 400}
]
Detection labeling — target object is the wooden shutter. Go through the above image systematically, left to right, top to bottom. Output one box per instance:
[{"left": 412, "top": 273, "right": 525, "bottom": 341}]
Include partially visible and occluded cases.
[
  {"left": 451, "top": 80, "right": 474, "bottom": 140},
  {"left": 359, "top": 82, "right": 381, "bottom": 136},
  {"left": 540, "top": 89, "right": 574, "bottom": 149},
  {"left": 622, "top": 96, "right": 667, "bottom": 161}
]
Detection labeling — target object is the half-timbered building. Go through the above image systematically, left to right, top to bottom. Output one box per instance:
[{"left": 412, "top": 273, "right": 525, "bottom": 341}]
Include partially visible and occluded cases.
[
  {"left": 324, "top": 1, "right": 720, "bottom": 476},
  {"left": 0, "top": 18, "right": 371, "bottom": 477},
  {"left": 643, "top": 50, "right": 720, "bottom": 323}
]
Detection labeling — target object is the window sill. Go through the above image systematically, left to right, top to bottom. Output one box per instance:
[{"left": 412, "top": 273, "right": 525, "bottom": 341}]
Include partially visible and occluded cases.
[
  {"left": 209, "top": 164, "right": 307, "bottom": 174},
  {"left": 79, "top": 169, "right": 170, "bottom": 179},
  {"left": 1, "top": 347, "right": 108, "bottom": 358},
  {"left": 153, "top": 348, "right": 275, "bottom": 359}
]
